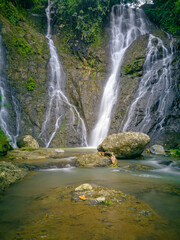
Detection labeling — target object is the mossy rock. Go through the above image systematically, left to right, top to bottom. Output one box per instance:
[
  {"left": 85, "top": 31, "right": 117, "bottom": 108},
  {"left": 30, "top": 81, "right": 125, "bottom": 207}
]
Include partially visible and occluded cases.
[
  {"left": 98, "top": 132, "right": 150, "bottom": 159},
  {"left": 17, "top": 135, "right": 39, "bottom": 149},
  {"left": 76, "top": 153, "right": 111, "bottom": 167},
  {"left": 0, "top": 161, "right": 26, "bottom": 192}
]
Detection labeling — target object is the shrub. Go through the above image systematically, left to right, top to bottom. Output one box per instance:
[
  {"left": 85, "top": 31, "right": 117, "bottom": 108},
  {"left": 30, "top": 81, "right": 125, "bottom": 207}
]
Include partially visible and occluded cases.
[
  {"left": 145, "top": 0, "right": 180, "bottom": 35},
  {"left": 0, "top": 129, "right": 12, "bottom": 156}
]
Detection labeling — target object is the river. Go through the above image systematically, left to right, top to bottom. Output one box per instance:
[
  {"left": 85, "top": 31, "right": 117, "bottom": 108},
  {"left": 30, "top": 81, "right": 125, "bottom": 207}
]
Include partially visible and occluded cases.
[{"left": 0, "top": 149, "right": 179, "bottom": 239}]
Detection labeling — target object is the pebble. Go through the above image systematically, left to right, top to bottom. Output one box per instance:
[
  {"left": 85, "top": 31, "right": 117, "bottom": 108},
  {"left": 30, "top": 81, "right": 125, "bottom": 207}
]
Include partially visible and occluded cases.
[{"left": 96, "top": 196, "right": 106, "bottom": 202}]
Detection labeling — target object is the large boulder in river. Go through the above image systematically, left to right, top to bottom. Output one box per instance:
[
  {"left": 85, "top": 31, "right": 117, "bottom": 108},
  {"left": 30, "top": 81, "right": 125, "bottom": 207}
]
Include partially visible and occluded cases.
[
  {"left": 97, "top": 132, "right": 150, "bottom": 159},
  {"left": 17, "top": 135, "right": 39, "bottom": 149}
]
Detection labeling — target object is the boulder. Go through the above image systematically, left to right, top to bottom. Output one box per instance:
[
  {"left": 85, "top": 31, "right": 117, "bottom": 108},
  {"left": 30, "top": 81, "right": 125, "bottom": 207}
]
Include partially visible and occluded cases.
[
  {"left": 97, "top": 132, "right": 150, "bottom": 159},
  {"left": 17, "top": 135, "right": 39, "bottom": 149},
  {"left": 150, "top": 145, "right": 166, "bottom": 155},
  {"left": 0, "top": 161, "right": 26, "bottom": 192}
]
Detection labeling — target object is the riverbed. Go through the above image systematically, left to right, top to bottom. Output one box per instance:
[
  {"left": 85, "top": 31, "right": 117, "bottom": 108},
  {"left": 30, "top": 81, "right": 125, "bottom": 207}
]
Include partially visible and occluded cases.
[{"left": 0, "top": 148, "right": 180, "bottom": 239}]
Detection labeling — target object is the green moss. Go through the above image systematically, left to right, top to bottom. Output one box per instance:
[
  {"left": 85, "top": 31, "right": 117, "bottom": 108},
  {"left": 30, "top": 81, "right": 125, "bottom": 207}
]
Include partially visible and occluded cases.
[
  {"left": 14, "top": 39, "right": 33, "bottom": 58},
  {"left": 172, "top": 57, "right": 178, "bottom": 65},
  {"left": 122, "top": 59, "right": 143, "bottom": 77},
  {"left": 27, "top": 77, "right": 35, "bottom": 91},
  {"left": 169, "top": 146, "right": 180, "bottom": 157},
  {"left": 20, "top": 147, "right": 35, "bottom": 151},
  {"left": 102, "top": 200, "right": 113, "bottom": 206}
]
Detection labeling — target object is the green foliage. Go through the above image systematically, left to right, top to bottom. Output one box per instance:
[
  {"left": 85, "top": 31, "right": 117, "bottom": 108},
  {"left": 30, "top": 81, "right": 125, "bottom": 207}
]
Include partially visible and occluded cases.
[
  {"left": 0, "top": 0, "right": 20, "bottom": 25},
  {"left": 1, "top": 0, "right": 46, "bottom": 13},
  {"left": 28, "top": 0, "right": 47, "bottom": 14},
  {"left": 55, "top": 0, "right": 135, "bottom": 44},
  {"left": 145, "top": 0, "right": 180, "bottom": 35},
  {"left": 14, "top": 39, "right": 33, "bottom": 58},
  {"left": 27, "top": 77, "right": 35, "bottom": 91},
  {"left": 0, "top": 129, "right": 12, "bottom": 156},
  {"left": 169, "top": 145, "right": 180, "bottom": 157}
]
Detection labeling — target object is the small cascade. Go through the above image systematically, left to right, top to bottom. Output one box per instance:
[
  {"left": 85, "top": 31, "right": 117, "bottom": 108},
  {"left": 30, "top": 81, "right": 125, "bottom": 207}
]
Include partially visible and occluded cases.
[
  {"left": 39, "top": 0, "right": 87, "bottom": 148},
  {"left": 90, "top": 5, "right": 148, "bottom": 147},
  {"left": 0, "top": 34, "right": 20, "bottom": 148},
  {"left": 121, "top": 34, "right": 177, "bottom": 138}
]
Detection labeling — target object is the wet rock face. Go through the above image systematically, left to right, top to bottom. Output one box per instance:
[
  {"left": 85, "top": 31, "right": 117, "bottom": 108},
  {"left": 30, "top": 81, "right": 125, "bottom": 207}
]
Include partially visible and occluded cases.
[
  {"left": 0, "top": 14, "right": 49, "bottom": 145},
  {"left": 110, "top": 31, "right": 180, "bottom": 148},
  {"left": 52, "top": 32, "right": 109, "bottom": 146},
  {"left": 109, "top": 35, "right": 149, "bottom": 135},
  {"left": 97, "top": 132, "right": 150, "bottom": 159},
  {"left": 17, "top": 135, "right": 39, "bottom": 149}
]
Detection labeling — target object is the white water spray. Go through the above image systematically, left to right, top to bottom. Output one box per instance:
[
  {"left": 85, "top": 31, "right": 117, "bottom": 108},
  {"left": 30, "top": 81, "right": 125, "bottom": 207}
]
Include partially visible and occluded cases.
[
  {"left": 39, "top": 0, "right": 87, "bottom": 148},
  {"left": 90, "top": 5, "right": 148, "bottom": 147},
  {"left": 0, "top": 34, "right": 20, "bottom": 148},
  {"left": 121, "top": 34, "right": 176, "bottom": 136}
]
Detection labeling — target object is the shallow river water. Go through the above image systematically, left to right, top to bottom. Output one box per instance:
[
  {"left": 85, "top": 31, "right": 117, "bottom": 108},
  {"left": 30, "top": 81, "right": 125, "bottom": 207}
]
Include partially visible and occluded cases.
[{"left": 0, "top": 149, "right": 180, "bottom": 240}]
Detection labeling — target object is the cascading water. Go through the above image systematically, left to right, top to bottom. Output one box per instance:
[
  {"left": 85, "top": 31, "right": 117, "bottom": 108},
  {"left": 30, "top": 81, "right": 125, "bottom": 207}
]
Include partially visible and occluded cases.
[
  {"left": 39, "top": 0, "right": 87, "bottom": 148},
  {"left": 90, "top": 5, "right": 148, "bottom": 147},
  {"left": 0, "top": 34, "right": 20, "bottom": 148},
  {"left": 121, "top": 34, "right": 177, "bottom": 138}
]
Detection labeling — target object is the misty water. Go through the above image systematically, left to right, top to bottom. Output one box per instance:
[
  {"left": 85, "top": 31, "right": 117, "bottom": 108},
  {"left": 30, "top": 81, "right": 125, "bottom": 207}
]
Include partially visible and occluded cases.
[
  {"left": 90, "top": 5, "right": 148, "bottom": 147},
  {"left": 0, "top": 149, "right": 179, "bottom": 239}
]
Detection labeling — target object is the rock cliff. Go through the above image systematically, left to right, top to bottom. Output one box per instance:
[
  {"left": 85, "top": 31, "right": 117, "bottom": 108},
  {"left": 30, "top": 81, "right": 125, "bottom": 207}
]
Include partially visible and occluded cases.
[{"left": 0, "top": 4, "right": 179, "bottom": 148}]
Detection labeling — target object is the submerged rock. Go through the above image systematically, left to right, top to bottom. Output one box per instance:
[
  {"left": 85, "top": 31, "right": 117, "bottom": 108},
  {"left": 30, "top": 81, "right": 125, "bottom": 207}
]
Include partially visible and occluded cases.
[
  {"left": 98, "top": 132, "right": 150, "bottom": 159},
  {"left": 17, "top": 135, "right": 39, "bottom": 149},
  {"left": 150, "top": 145, "right": 166, "bottom": 155},
  {"left": 76, "top": 153, "right": 112, "bottom": 167},
  {"left": 0, "top": 161, "right": 26, "bottom": 192},
  {"left": 122, "top": 164, "right": 154, "bottom": 171},
  {"left": 75, "top": 183, "right": 93, "bottom": 192},
  {"left": 12, "top": 184, "right": 174, "bottom": 240}
]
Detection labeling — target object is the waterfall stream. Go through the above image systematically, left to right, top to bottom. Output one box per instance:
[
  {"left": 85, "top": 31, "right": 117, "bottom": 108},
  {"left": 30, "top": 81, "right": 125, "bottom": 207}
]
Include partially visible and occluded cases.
[
  {"left": 39, "top": 0, "right": 87, "bottom": 148},
  {"left": 90, "top": 5, "right": 148, "bottom": 147},
  {"left": 0, "top": 34, "right": 20, "bottom": 148},
  {"left": 121, "top": 34, "right": 177, "bottom": 138}
]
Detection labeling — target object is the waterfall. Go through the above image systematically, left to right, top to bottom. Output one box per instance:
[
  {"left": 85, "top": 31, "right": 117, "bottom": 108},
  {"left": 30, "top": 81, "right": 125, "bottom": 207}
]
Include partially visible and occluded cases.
[
  {"left": 39, "top": 0, "right": 87, "bottom": 148},
  {"left": 90, "top": 5, "right": 148, "bottom": 147},
  {"left": 0, "top": 34, "right": 20, "bottom": 148},
  {"left": 121, "top": 34, "right": 177, "bottom": 138}
]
